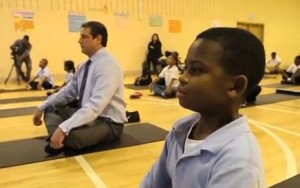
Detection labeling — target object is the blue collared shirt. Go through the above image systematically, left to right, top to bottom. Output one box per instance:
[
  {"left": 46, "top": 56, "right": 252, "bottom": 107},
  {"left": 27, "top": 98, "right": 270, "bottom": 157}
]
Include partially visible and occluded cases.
[
  {"left": 39, "top": 48, "right": 127, "bottom": 134},
  {"left": 141, "top": 113, "right": 266, "bottom": 188}
]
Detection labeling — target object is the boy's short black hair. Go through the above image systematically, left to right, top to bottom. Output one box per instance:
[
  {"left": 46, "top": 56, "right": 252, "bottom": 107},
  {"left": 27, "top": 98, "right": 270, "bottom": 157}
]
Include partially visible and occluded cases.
[
  {"left": 196, "top": 28, "right": 265, "bottom": 95},
  {"left": 295, "top": 55, "right": 300, "bottom": 65},
  {"left": 64, "top": 60, "right": 75, "bottom": 72}
]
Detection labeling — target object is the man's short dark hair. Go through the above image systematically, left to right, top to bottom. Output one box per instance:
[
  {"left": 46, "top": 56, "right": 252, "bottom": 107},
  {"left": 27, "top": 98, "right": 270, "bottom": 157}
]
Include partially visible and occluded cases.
[
  {"left": 81, "top": 21, "right": 108, "bottom": 47},
  {"left": 196, "top": 27, "right": 265, "bottom": 95}
]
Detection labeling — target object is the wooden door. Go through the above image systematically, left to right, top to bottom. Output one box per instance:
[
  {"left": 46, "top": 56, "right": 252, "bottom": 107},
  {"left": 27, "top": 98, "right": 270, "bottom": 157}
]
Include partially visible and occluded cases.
[{"left": 237, "top": 22, "right": 264, "bottom": 42}]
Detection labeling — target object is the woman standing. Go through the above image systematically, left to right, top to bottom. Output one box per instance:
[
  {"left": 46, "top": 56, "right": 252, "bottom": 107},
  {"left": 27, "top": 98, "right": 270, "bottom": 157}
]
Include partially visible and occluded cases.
[{"left": 146, "top": 33, "right": 162, "bottom": 74}]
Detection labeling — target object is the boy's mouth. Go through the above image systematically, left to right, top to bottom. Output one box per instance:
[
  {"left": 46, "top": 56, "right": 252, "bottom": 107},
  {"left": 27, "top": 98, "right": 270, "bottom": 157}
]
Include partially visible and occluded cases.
[{"left": 176, "top": 87, "right": 187, "bottom": 96}]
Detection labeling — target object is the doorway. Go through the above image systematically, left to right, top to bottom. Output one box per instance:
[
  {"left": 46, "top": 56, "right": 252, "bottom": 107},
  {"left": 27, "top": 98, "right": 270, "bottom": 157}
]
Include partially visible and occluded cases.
[{"left": 237, "top": 22, "right": 264, "bottom": 42}]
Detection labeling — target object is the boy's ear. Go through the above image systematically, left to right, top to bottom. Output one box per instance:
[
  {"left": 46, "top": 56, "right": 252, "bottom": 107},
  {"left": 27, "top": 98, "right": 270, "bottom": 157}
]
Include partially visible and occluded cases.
[{"left": 227, "top": 75, "right": 247, "bottom": 98}]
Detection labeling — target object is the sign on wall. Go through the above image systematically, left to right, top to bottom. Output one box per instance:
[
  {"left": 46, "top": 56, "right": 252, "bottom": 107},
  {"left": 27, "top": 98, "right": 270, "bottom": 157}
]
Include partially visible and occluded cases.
[
  {"left": 14, "top": 11, "right": 35, "bottom": 31},
  {"left": 68, "top": 11, "right": 86, "bottom": 32},
  {"left": 149, "top": 16, "right": 162, "bottom": 27},
  {"left": 169, "top": 20, "right": 181, "bottom": 33}
]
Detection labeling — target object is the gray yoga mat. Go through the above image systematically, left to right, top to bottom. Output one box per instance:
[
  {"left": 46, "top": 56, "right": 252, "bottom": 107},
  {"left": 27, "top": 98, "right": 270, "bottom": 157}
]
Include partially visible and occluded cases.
[
  {"left": 261, "top": 83, "right": 293, "bottom": 89},
  {"left": 124, "top": 84, "right": 149, "bottom": 90},
  {"left": 0, "top": 88, "right": 28, "bottom": 93},
  {"left": 0, "top": 93, "right": 299, "bottom": 117},
  {"left": 244, "top": 93, "right": 299, "bottom": 107},
  {"left": 0, "top": 96, "right": 46, "bottom": 104},
  {"left": 0, "top": 106, "right": 36, "bottom": 118},
  {"left": 0, "top": 123, "right": 168, "bottom": 168},
  {"left": 269, "top": 174, "right": 300, "bottom": 188}
]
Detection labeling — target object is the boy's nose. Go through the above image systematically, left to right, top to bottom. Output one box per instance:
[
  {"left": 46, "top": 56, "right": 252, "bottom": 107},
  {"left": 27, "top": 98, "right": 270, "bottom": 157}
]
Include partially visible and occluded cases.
[{"left": 179, "top": 73, "right": 188, "bottom": 84}]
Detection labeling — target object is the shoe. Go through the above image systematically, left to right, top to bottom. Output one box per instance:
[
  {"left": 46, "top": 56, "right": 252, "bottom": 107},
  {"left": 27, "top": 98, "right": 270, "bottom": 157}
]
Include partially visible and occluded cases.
[
  {"left": 130, "top": 92, "right": 143, "bottom": 99},
  {"left": 126, "top": 111, "right": 140, "bottom": 123},
  {"left": 45, "top": 135, "right": 52, "bottom": 142},
  {"left": 44, "top": 143, "right": 64, "bottom": 155}
]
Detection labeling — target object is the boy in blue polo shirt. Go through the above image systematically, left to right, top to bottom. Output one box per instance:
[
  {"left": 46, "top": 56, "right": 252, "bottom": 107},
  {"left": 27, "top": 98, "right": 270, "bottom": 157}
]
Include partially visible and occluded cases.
[{"left": 141, "top": 28, "right": 266, "bottom": 188}]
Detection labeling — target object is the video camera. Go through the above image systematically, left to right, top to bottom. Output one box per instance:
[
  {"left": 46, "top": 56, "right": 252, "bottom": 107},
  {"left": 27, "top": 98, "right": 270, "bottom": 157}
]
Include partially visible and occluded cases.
[{"left": 10, "top": 46, "right": 18, "bottom": 57}]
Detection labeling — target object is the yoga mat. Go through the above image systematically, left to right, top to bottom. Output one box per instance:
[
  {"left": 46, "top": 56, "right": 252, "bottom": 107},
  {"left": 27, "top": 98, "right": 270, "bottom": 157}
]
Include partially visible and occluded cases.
[
  {"left": 261, "top": 83, "right": 293, "bottom": 89},
  {"left": 124, "top": 84, "right": 149, "bottom": 90},
  {"left": 276, "top": 87, "right": 300, "bottom": 96},
  {"left": 0, "top": 88, "right": 28, "bottom": 93},
  {"left": 0, "top": 93, "right": 299, "bottom": 117},
  {"left": 244, "top": 93, "right": 299, "bottom": 107},
  {"left": 0, "top": 96, "right": 46, "bottom": 104},
  {"left": 0, "top": 106, "right": 36, "bottom": 118},
  {"left": 0, "top": 123, "right": 168, "bottom": 168},
  {"left": 269, "top": 174, "right": 300, "bottom": 188}
]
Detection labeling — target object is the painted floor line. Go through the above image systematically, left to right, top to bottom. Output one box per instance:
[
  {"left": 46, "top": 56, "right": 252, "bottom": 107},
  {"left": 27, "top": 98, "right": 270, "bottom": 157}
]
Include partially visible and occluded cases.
[
  {"left": 249, "top": 119, "right": 297, "bottom": 179},
  {"left": 75, "top": 155, "right": 108, "bottom": 188}
]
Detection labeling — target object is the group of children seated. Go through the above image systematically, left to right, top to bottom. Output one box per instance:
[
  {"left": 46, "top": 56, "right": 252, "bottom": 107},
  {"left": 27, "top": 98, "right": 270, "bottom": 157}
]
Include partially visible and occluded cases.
[
  {"left": 133, "top": 51, "right": 300, "bottom": 108},
  {"left": 134, "top": 52, "right": 180, "bottom": 98},
  {"left": 265, "top": 52, "right": 300, "bottom": 85},
  {"left": 281, "top": 55, "right": 300, "bottom": 85},
  {"left": 26, "top": 59, "right": 75, "bottom": 91}
]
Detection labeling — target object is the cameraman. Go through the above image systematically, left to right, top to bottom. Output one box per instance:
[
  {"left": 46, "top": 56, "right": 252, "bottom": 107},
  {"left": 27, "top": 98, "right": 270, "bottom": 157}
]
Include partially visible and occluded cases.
[{"left": 10, "top": 35, "right": 32, "bottom": 82}]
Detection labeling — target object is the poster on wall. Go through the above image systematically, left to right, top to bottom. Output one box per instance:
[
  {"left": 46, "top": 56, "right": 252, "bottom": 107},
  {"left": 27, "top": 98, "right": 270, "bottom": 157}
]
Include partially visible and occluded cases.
[
  {"left": 88, "top": 0, "right": 108, "bottom": 14},
  {"left": 14, "top": 11, "right": 35, "bottom": 31},
  {"left": 68, "top": 11, "right": 86, "bottom": 32},
  {"left": 114, "top": 13, "right": 130, "bottom": 29},
  {"left": 149, "top": 16, "right": 162, "bottom": 27},
  {"left": 169, "top": 20, "right": 181, "bottom": 33}
]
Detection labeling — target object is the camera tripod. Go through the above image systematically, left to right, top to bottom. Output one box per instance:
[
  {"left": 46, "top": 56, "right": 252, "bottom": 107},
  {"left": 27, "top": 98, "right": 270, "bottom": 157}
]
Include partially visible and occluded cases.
[{"left": 4, "top": 57, "right": 21, "bottom": 86}]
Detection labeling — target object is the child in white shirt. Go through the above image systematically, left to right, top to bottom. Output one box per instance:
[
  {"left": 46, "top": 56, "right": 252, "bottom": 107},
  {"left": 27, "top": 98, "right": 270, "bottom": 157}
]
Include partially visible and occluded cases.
[
  {"left": 149, "top": 53, "right": 179, "bottom": 98},
  {"left": 281, "top": 55, "right": 300, "bottom": 84},
  {"left": 27, "top": 58, "right": 55, "bottom": 90}
]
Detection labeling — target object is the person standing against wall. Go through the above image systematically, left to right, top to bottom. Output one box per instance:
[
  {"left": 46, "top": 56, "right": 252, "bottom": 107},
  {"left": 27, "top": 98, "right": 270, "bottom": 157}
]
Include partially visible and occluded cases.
[{"left": 146, "top": 33, "right": 163, "bottom": 74}]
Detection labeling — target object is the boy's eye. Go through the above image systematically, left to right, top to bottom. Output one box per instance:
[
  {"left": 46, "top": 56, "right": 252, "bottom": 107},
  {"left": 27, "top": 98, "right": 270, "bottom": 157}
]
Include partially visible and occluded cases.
[{"left": 186, "top": 66, "right": 204, "bottom": 75}]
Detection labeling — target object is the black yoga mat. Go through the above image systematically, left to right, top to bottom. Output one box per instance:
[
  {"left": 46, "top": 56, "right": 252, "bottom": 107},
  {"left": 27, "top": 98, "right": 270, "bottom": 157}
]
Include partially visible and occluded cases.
[
  {"left": 261, "top": 83, "right": 293, "bottom": 89},
  {"left": 124, "top": 84, "right": 149, "bottom": 90},
  {"left": 276, "top": 88, "right": 300, "bottom": 96},
  {"left": 243, "top": 93, "right": 299, "bottom": 108},
  {"left": 0, "top": 96, "right": 46, "bottom": 104},
  {"left": 0, "top": 123, "right": 168, "bottom": 168},
  {"left": 269, "top": 174, "right": 300, "bottom": 188}
]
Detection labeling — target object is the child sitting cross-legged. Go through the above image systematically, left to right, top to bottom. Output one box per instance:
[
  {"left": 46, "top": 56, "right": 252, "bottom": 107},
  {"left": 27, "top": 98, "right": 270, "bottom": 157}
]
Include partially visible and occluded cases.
[{"left": 149, "top": 53, "right": 179, "bottom": 98}]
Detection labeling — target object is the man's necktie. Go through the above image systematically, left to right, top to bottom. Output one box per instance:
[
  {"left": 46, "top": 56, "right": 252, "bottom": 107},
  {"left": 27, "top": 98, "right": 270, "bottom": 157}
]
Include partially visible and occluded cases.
[{"left": 78, "top": 59, "right": 92, "bottom": 107}]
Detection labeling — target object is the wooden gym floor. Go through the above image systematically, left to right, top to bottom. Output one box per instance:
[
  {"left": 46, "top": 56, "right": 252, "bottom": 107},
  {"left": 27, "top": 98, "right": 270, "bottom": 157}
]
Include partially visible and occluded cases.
[{"left": 0, "top": 74, "right": 300, "bottom": 188}]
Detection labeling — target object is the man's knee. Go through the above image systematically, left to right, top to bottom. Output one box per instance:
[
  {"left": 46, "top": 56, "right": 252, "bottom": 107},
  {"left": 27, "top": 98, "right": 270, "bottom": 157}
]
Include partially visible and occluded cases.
[
  {"left": 44, "top": 105, "right": 56, "bottom": 113},
  {"left": 43, "top": 106, "right": 64, "bottom": 128},
  {"left": 65, "top": 134, "right": 85, "bottom": 150}
]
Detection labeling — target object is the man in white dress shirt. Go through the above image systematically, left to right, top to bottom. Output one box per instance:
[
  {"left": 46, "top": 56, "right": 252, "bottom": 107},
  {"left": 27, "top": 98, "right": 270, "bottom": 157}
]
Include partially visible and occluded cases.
[{"left": 33, "top": 21, "right": 127, "bottom": 153}]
